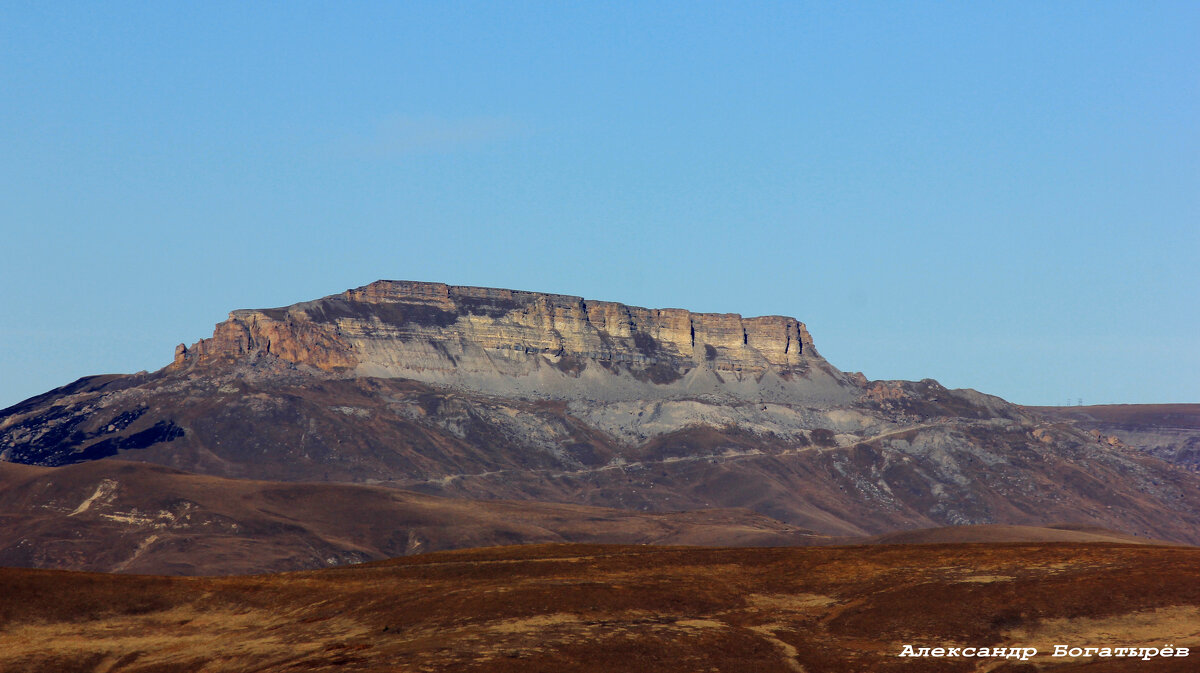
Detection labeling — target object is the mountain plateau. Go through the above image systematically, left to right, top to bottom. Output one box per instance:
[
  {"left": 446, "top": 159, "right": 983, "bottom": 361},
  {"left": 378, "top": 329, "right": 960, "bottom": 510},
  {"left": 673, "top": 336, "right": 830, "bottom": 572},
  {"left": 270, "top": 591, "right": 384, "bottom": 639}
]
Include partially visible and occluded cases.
[{"left": 2, "top": 280, "right": 1198, "bottom": 572}]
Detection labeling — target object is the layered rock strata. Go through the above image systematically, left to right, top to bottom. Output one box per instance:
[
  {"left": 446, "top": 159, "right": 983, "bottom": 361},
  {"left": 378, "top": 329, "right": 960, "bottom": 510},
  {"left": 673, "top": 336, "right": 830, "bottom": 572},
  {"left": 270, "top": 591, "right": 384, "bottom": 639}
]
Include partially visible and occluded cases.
[
  {"left": 6, "top": 281, "right": 1200, "bottom": 549},
  {"left": 173, "top": 281, "right": 858, "bottom": 403}
]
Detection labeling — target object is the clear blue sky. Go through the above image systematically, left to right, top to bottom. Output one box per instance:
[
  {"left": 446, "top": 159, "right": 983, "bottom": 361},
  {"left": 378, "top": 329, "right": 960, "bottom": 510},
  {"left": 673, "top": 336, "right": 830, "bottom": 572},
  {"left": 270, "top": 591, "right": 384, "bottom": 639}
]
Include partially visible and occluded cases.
[{"left": 2, "top": 1, "right": 1197, "bottom": 408}]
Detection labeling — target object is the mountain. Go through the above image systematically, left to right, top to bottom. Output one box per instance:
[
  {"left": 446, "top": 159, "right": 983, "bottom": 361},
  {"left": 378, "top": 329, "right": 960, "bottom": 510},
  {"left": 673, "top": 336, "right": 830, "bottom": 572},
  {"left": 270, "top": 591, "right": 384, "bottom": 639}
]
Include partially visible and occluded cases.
[
  {"left": 3, "top": 280, "right": 1199, "bottom": 562},
  {"left": 168, "top": 280, "right": 853, "bottom": 403}
]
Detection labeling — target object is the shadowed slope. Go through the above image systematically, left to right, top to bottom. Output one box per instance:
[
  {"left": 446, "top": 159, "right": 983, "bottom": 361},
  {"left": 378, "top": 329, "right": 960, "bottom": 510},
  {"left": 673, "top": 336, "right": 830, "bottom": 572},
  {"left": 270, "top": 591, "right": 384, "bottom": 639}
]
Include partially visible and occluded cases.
[{"left": 5, "top": 369, "right": 1200, "bottom": 546}]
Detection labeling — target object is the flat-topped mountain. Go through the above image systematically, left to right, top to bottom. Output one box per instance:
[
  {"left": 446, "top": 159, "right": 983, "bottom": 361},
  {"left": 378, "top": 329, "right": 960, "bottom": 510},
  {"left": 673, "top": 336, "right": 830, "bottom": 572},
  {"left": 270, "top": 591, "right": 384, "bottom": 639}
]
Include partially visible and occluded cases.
[
  {"left": 3, "top": 280, "right": 1200, "bottom": 572},
  {"left": 172, "top": 280, "right": 857, "bottom": 403}
]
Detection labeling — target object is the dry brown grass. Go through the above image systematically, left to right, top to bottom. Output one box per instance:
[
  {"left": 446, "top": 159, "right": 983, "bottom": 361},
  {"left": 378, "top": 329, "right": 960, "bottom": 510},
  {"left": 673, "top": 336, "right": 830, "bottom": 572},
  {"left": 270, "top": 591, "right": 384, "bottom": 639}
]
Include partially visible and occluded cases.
[{"left": 2, "top": 542, "right": 1199, "bottom": 672}]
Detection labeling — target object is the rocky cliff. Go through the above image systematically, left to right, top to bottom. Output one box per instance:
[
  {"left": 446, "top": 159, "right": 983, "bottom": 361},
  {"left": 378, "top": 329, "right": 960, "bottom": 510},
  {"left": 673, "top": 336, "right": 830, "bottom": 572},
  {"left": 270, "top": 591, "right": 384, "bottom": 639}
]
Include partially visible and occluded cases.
[
  {"left": 6, "top": 280, "right": 1200, "bottom": 553},
  {"left": 172, "top": 281, "right": 858, "bottom": 403}
]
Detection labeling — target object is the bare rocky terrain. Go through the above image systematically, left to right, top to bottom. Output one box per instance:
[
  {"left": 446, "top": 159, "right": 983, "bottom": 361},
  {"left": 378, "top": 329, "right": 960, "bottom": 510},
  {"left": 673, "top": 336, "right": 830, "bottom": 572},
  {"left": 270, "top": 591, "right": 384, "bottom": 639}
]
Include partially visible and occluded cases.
[{"left": 2, "top": 280, "right": 1199, "bottom": 571}]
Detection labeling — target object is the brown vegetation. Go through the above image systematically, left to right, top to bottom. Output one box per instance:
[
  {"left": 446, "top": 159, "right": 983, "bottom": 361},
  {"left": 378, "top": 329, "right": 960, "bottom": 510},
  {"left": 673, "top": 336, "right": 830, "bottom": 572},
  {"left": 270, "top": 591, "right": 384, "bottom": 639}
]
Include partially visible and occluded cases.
[{"left": 2, "top": 542, "right": 1198, "bottom": 672}]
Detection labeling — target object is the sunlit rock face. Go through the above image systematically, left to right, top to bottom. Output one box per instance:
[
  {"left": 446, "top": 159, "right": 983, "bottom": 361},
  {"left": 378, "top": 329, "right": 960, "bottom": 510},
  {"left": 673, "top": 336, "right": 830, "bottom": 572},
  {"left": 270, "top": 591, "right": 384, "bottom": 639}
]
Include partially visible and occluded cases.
[
  {"left": 10, "top": 280, "right": 1200, "bottom": 550},
  {"left": 173, "top": 280, "right": 860, "bottom": 403}
]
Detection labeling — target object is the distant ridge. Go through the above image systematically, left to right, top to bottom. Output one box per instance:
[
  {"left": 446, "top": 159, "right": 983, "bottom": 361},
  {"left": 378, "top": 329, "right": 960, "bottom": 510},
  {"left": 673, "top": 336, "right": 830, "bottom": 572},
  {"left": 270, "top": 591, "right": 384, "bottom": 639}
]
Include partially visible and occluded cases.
[{"left": 1026, "top": 404, "right": 1200, "bottom": 470}]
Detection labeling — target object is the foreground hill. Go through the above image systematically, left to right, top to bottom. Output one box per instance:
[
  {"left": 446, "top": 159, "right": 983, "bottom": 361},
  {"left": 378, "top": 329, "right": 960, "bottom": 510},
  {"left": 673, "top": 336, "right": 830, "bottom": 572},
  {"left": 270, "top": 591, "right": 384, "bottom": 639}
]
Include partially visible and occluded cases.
[
  {"left": 3, "top": 280, "right": 1199, "bottom": 547},
  {"left": 2, "top": 458, "right": 1173, "bottom": 575},
  {"left": 0, "top": 460, "right": 819, "bottom": 575},
  {"left": 1, "top": 542, "right": 1197, "bottom": 672}
]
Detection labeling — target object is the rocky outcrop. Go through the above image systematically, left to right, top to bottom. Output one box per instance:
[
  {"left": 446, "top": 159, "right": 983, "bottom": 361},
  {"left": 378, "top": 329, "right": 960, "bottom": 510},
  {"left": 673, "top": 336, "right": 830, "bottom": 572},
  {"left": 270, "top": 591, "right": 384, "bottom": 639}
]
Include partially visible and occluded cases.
[
  {"left": 6, "top": 281, "right": 1200, "bottom": 548},
  {"left": 173, "top": 281, "right": 857, "bottom": 403},
  {"left": 1027, "top": 404, "right": 1200, "bottom": 471}
]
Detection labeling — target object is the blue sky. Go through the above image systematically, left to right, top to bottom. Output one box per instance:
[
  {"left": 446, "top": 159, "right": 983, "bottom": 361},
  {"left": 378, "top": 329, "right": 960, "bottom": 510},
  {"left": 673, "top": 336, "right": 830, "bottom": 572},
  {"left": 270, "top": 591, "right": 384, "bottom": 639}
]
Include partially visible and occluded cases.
[{"left": 1, "top": 1, "right": 1197, "bottom": 408}]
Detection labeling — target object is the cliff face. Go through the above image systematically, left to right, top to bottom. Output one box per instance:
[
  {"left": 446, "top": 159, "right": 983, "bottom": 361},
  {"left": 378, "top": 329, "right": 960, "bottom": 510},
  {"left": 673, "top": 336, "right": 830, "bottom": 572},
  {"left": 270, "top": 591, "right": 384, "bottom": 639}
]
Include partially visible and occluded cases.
[
  {"left": 8, "top": 281, "right": 1200, "bottom": 549},
  {"left": 173, "top": 281, "right": 855, "bottom": 402}
]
